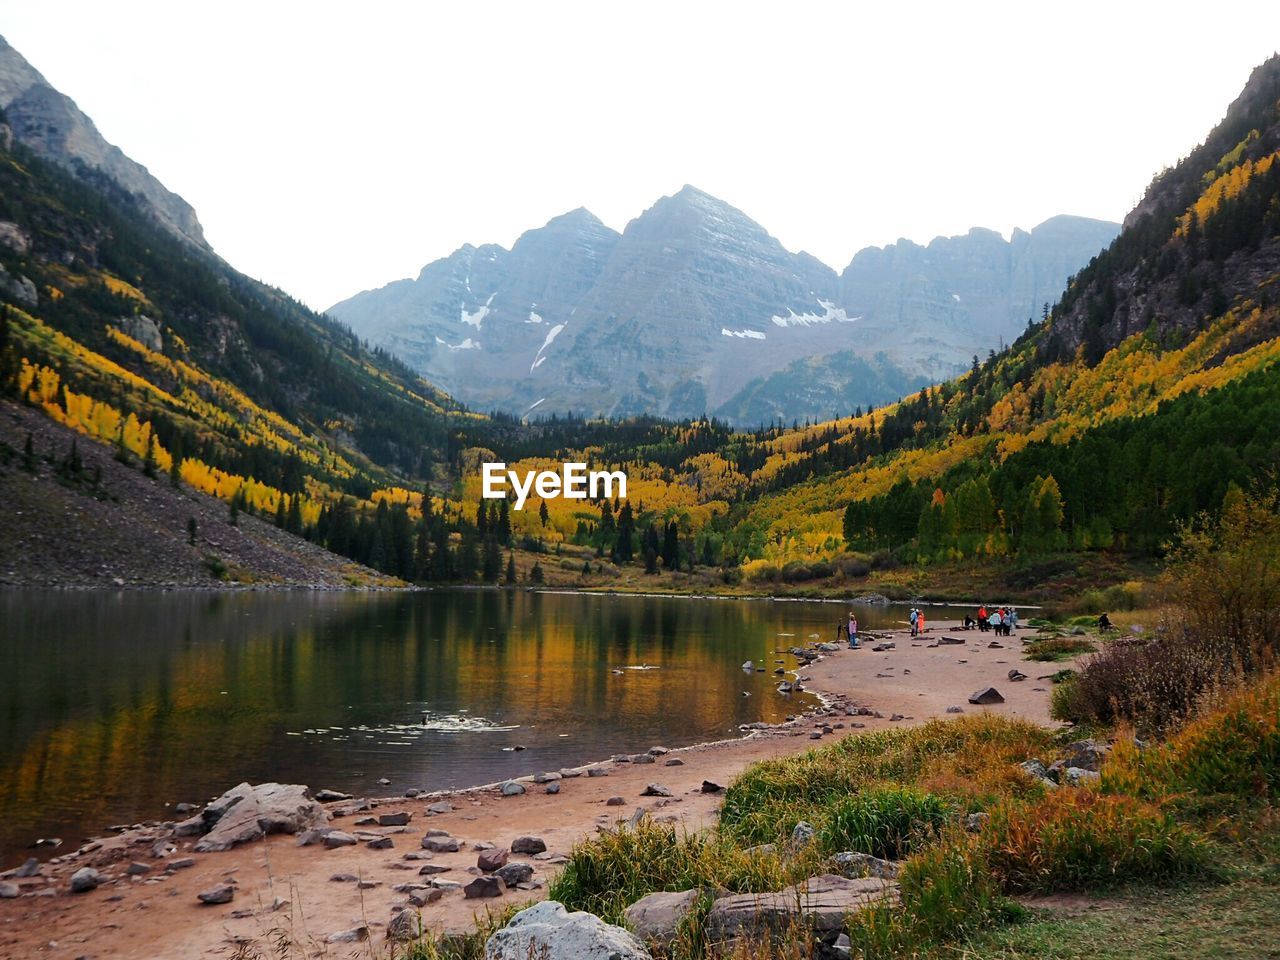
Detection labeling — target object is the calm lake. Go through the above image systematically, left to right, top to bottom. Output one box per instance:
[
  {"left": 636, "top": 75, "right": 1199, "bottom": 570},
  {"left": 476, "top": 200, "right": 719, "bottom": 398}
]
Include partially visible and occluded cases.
[{"left": 0, "top": 589, "right": 965, "bottom": 864}]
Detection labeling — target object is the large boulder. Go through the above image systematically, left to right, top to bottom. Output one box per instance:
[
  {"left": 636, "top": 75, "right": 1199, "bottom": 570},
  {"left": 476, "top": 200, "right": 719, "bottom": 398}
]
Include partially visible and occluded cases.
[
  {"left": 968, "top": 687, "right": 1005, "bottom": 705},
  {"left": 192, "top": 783, "right": 328, "bottom": 852},
  {"left": 705, "top": 875, "right": 897, "bottom": 940},
  {"left": 623, "top": 889, "right": 700, "bottom": 948},
  {"left": 486, "top": 901, "right": 652, "bottom": 960}
]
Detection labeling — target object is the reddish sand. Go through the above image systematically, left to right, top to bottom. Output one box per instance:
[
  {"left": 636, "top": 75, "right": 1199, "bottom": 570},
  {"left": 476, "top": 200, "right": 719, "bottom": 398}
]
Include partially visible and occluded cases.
[{"left": 0, "top": 621, "right": 1071, "bottom": 959}]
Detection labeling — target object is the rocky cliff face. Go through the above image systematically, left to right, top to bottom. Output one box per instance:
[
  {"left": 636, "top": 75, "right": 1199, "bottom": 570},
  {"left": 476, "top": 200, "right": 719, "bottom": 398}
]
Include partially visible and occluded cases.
[
  {"left": 0, "top": 34, "right": 208, "bottom": 251},
  {"left": 1047, "top": 55, "right": 1280, "bottom": 364},
  {"left": 331, "top": 188, "right": 1117, "bottom": 423}
]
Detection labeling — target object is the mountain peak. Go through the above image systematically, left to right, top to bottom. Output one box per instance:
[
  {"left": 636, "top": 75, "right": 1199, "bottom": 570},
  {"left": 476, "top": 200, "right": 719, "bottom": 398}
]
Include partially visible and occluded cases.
[{"left": 0, "top": 35, "right": 208, "bottom": 251}]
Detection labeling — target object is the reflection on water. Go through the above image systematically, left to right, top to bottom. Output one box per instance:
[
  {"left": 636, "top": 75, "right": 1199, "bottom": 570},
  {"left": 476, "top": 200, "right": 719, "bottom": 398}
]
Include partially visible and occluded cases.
[{"left": 0, "top": 589, "right": 962, "bottom": 863}]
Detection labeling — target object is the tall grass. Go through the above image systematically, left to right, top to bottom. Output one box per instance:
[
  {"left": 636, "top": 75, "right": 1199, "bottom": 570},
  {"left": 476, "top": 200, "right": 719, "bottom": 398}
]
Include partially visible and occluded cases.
[
  {"left": 719, "top": 716, "right": 1054, "bottom": 847},
  {"left": 818, "top": 786, "right": 952, "bottom": 859},
  {"left": 982, "top": 789, "right": 1211, "bottom": 892},
  {"left": 547, "top": 821, "right": 808, "bottom": 926}
]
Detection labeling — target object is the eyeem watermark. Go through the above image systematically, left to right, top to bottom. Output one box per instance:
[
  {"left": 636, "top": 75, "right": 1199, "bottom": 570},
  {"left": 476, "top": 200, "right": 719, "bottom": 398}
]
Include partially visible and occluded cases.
[{"left": 482, "top": 462, "right": 626, "bottom": 511}]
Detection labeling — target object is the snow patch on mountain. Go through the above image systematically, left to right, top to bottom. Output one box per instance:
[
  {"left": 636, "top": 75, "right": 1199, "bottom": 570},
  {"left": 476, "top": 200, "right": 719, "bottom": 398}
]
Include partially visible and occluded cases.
[
  {"left": 462, "top": 292, "right": 497, "bottom": 328},
  {"left": 771, "top": 299, "right": 858, "bottom": 328},
  {"left": 530, "top": 323, "right": 567, "bottom": 372},
  {"left": 721, "top": 327, "right": 766, "bottom": 340},
  {"left": 436, "top": 336, "right": 480, "bottom": 351}
]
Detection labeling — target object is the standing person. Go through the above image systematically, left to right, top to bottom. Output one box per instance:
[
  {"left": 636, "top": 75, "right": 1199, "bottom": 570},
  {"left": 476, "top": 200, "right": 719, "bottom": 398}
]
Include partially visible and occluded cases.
[
  {"left": 978, "top": 605, "right": 989, "bottom": 632},
  {"left": 909, "top": 607, "right": 919, "bottom": 637},
  {"left": 1010, "top": 607, "right": 1019, "bottom": 633},
  {"left": 990, "top": 608, "right": 1002, "bottom": 634},
  {"left": 918, "top": 609, "right": 926, "bottom": 634},
  {"left": 848, "top": 612, "right": 859, "bottom": 649}
]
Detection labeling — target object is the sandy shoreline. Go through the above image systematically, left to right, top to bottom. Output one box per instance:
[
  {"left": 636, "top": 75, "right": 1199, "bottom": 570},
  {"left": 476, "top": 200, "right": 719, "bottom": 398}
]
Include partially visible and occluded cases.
[{"left": 0, "top": 620, "right": 1072, "bottom": 960}]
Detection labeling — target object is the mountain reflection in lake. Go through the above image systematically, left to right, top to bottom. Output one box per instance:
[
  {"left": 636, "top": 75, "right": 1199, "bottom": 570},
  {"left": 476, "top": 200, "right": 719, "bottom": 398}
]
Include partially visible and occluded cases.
[{"left": 0, "top": 589, "right": 963, "bottom": 862}]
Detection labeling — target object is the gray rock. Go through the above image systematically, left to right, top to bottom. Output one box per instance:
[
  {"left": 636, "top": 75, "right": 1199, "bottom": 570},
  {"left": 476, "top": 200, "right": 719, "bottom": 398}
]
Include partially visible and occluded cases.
[
  {"left": 938, "top": 635, "right": 966, "bottom": 645},
  {"left": 1008, "top": 669, "right": 1027, "bottom": 682},
  {"left": 968, "top": 687, "right": 1005, "bottom": 705},
  {"left": 945, "top": 705, "right": 964, "bottom": 713},
  {"left": 1062, "top": 739, "right": 1110, "bottom": 771},
  {"left": 664, "top": 758, "right": 685, "bottom": 767},
  {"left": 1019, "top": 759, "right": 1058, "bottom": 788},
  {"left": 587, "top": 767, "right": 609, "bottom": 777},
  {"left": 1063, "top": 767, "right": 1102, "bottom": 786},
  {"left": 559, "top": 769, "right": 583, "bottom": 778},
  {"left": 533, "top": 772, "right": 562, "bottom": 784},
  {"left": 701, "top": 780, "right": 724, "bottom": 794},
  {"left": 501, "top": 781, "right": 526, "bottom": 797},
  {"left": 193, "top": 782, "right": 328, "bottom": 852},
  {"left": 545, "top": 782, "right": 561, "bottom": 795},
  {"left": 640, "top": 783, "right": 672, "bottom": 798},
  {"left": 606, "top": 796, "right": 626, "bottom": 806},
  {"left": 426, "top": 801, "right": 453, "bottom": 814},
  {"left": 378, "top": 812, "right": 411, "bottom": 826},
  {"left": 965, "top": 812, "right": 991, "bottom": 833},
  {"left": 789, "top": 820, "right": 816, "bottom": 851},
  {"left": 323, "top": 831, "right": 358, "bottom": 849},
  {"left": 422, "top": 835, "right": 460, "bottom": 853},
  {"left": 367, "top": 836, "right": 394, "bottom": 850},
  {"left": 511, "top": 836, "right": 547, "bottom": 855},
  {"left": 478, "top": 849, "right": 510, "bottom": 872},
  {"left": 832, "top": 852, "right": 900, "bottom": 880},
  {"left": 170, "top": 857, "right": 195, "bottom": 870},
  {"left": 12, "top": 858, "right": 40, "bottom": 878},
  {"left": 125, "top": 861, "right": 151, "bottom": 876},
  {"left": 495, "top": 862, "right": 534, "bottom": 886},
  {"left": 419, "top": 864, "right": 451, "bottom": 875},
  {"left": 70, "top": 868, "right": 100, "bottom": 893},
  {"left": 330, "top": 873, "right": 358, "bottom": 882},
  {"left": 464, "top": 875, "right": 507, "bottom": 899},
  {"left": 706, "top": 875, "right": 897, "bottom": 939},
  {"left": 0, "top": 881, "right": 19, "bottom": 898},
  {"left": 197, "top": 883, "right": 235, "bottom": 905},
  {"left": 408, "top": 888, "right": 444, "bottom": 907},
  {"left": 623, "top": 889, "right": 699, "bottom": 948},
  {"left": 485, "top": 900, "right": 652, "bottom": 960},
  {"left": 388, "top": 908, "right": 424, "bottom": 942},
  {"left": 325, "top": 925, "right": 369, "bottom": 944}
]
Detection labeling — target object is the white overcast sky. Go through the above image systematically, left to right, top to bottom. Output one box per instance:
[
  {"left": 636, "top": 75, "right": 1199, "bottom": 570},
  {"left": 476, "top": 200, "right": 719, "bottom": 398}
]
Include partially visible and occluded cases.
[{"left": 3, "top": 1, "right": 1279, "bottom": 310}]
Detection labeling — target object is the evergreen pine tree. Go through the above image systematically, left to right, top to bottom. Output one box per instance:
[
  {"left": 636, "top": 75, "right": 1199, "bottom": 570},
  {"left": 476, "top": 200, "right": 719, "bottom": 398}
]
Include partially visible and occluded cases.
[
  {"left": 22, "top": 431, "right": 34, "bottom": 472},
  {"left": 497, "top": 498, "right": 511, "bottom": 545},
  {"left": 476, "top": 499, "right": 489, "bottom": 540},
  {"left": 539, "top": 499, "right": 549, "bottom": 527},
  {"left": 615, "top": 502, "right": 635, "bottom": 562},
  {"left": 187, "top": 517, "right": 198, "bottom": 545},
  {"left": 414, "top": 519, "right": 432, "bottom": 582},
  {"left": 482, "top": 534, "right": 502, "bottom": 583},
  {"left": 505, "top": 552, "right": 517, "bottom": 585},
  {"left": 530, "top": 561, "right": 544, "bottom": 584}
]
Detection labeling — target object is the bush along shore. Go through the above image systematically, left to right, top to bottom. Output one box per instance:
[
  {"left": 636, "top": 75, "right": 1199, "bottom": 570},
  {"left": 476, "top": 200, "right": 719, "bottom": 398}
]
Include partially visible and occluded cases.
[{"left": 396, "top": 493, "right": 1280, "bottom": 959}]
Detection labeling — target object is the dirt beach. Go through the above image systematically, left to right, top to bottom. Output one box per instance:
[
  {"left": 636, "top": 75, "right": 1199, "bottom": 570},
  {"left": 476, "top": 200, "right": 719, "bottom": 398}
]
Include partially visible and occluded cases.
[{"left": 0, "top": 620, "right": 1073, "bottom": 959}]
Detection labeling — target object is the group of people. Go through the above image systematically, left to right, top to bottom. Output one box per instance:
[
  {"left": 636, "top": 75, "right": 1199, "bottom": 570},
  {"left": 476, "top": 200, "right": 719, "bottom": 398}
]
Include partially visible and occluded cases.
[{"left": 965, "top": 604, "right": 1018, "bottom": 636}]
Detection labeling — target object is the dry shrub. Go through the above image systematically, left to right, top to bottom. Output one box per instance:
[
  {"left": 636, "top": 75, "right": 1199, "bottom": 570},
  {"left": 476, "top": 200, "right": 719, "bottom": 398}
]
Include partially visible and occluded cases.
[
  {"left": 1055, "top": 489, "right": 1280, "bottom": 734},
  {"left": 982, "top": 789, "right": 1211, "bottom": 892}
]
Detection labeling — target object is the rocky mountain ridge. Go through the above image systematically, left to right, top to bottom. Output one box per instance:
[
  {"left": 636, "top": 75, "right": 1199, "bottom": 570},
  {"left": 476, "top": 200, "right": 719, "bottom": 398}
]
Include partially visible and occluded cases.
[
  {"left": 0, "top": 34, "right": 208, "bottom": 251},
  {"left": 330, "top": 188, "right": 1118, "bottom": 422}
]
